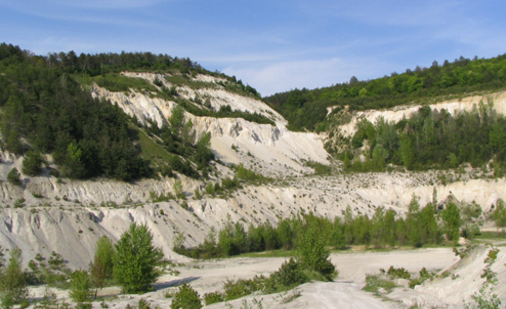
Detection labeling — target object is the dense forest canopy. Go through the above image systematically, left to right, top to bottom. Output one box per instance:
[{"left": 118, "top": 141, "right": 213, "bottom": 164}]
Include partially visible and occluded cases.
[{"left": 264, "top": 54, "right": 506, "bottom": 132}]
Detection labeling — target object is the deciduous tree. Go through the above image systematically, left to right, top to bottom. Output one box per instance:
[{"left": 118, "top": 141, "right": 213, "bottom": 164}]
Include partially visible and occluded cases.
[{"left": 113, "top": 223, "right": 162, "bottom": 293}]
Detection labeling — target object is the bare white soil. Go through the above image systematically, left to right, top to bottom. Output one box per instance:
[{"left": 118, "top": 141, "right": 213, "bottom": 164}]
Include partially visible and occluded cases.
[
  {"left": 336, "top": 91, "right": 506, "bottom": 137},
  {"left": 25, "top": 247, "right": 484, "bottom": 309}
]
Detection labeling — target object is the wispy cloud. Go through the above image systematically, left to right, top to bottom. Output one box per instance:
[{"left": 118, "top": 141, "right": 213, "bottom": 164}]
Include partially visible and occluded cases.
[
  {"left": 1, "top": 0, "right": 505, "bottom": 95},
  {"left": 298, "top": 0, "right": 462, "bottom": 27},
  {"left": 222, "top": 56, "right": 390, "bottom": 96}
]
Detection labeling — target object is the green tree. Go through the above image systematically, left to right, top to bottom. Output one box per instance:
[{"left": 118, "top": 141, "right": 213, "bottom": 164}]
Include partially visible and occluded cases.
[
  {"left": 169, "top": 105, "right": 185, "bottom": 136},
  {"left": 194, "top": 132, "right": 214, "bottom": 169},
  {"left": 400, "top": 134, "right": 414, "bottom": 170},
  {"left": 372, "top": 144, "right": 388, "bottom": 170},
  {"left": 22, "top": 150, "right": 45, "bottom": 176},
  {"left": 6, "top": 168, "right": 21, "bottom": 186},
  {"left": 406, "top": 195, "right": 422, "bottom": 247},
  {"left": 493, "top": 199, "right": 506, "bottom": 229},
  {"left": 442, "top": 203, "right": 462, "bottom": 243},
  {"left": 419, "top": 204, "right": 441, "bottom": 244},
  {"left": 343, "top": 206, "right": 355, "bottom": 244},
  {"left": 371, "top": 207, "right": 386, "bottom": 248},
  {"left": 384, "top": 209, "right": 397, "bottom": 247},
  {"left": 262, "top": 221, "right": 279, "bottom": 250},
  {"left": 217, "top": 222, "right": 234, "bottom": 257},
  {"left": 232, "top": 222, "right": 247, "bottom": 254},
  {"left": 113, "top": 223, "right": 162, "bottom": 293},
  {"left": 90, "top": 236, "right": 115, "bottom": 289},
  {"left": 0, "top": 248, "right": 28, "bottom": 309},
  {"left": 69, "top": 269, "right": 93, "bottom": 306},
  {"left": 171, "top": 283, "right": 202, "bottom": 309}
]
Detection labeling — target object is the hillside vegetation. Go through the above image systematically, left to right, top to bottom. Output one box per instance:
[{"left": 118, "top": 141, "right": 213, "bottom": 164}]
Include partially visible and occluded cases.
[
  {"left": 0, "top": 43, "right": 265, "bottom": 181},
  {"left": 264, "top": 54, "right": 506, "bottom": 132},
  {"left": 335, "top": 103, "right": 506, "bottom": 173}
]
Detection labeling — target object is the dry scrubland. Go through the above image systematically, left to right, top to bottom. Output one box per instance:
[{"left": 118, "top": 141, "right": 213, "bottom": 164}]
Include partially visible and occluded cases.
[{"left": 1, "top": 74, "right": 506, "bottom": 308}]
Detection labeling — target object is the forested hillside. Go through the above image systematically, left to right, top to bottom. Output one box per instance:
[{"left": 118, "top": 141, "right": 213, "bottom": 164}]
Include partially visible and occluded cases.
[
  {"left": 0, "top": 43, "right": 255, "bottom": 181},
  {"left": 264, "top": 54, "right": 506, "bottom": 132},
  {"left": 338, "top": 104, "right": 506, "bottom": 173}
]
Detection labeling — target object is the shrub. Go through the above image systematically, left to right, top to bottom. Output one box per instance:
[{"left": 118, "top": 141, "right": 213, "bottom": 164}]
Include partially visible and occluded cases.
[
  {"left": 296, "top": 227, "right": 337, "bottom": 281},
  {"left": 265, "top": 258, "right": 308, "bottom": 293},
  {"left": 387, "top": 266, "right": 410, "bottom": 280},
  {"left": 409, "top": 267, "right": 434, "bottom": 288},
  {"left": 363, "top": 274, "right": 396, "bottom": 295},
  {"left": 223, "top": 276, "right": 266, "bottom": 301},
  {"left": 171, "top": 283, "right": 202, "bottom": 309},
  {"left": 203, "top": 291, "right": 224, "bottom": 306}
]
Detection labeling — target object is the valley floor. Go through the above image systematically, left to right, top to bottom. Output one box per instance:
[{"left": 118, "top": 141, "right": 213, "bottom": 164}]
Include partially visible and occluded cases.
[{"left": 29, "top": 247, "right": 473, "bottom": 309}]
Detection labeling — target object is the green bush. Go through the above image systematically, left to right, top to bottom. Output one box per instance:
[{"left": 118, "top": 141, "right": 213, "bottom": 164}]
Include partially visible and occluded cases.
[
  {"left": 296, "top": 227, "right": 337, "bottom": 281},
  {"left": 265, "top": 257, "right": 308, "bottom": 293},
  {"left": 387, "top": 266, "right": 411, "bottom": 280},
  {"left": 409, "top": 267, "right": 434, "bottom": 288},
  {"left": 69, "top": 269, "right": 93, "bottom": 304},
  {"left": 223, "top": 276, "right": 266, "bottom": 301},
  {"left": 171, "top": 283, "right": 202, "bottom": 309},
  {"left": 203, "top": 291, "right": 224, "bottom": 306}
]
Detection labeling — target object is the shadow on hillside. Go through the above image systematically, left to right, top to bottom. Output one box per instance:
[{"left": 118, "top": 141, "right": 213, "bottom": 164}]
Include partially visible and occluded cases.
[{"left": 153, "top": 276, "right": 200, "bottom": 290}]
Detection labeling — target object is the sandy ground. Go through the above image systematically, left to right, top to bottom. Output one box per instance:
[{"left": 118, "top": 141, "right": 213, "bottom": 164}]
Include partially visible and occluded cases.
[{"left": 25, "top": 248, "right": 460, "bottom": 309}]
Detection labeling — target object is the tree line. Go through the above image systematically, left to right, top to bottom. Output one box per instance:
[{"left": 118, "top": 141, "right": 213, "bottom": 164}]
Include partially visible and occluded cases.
[
  {"left": 264, "top": 54, "right": 506, "bottom": 132},
  {"left": 174, "top": 195, "right": 496, "bottom": 260}
]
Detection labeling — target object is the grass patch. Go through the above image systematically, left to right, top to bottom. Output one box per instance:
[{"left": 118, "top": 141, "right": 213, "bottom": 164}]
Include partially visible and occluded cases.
[
  {"left": 76, "top": 73, "right": 158, "bottom": 93},
  {"left": 164, "top": 74, "right": 216, "bottom": 90},
  {"left": 130, "top": 123, "right": 172, "bottom": 162},
  {"left": 474, "top": 231, "right": 506, "bottom": 240},
  {"left": 234, "top": 249, "right": 295, "bottom": 258},
  {"left": 362, "top": 274, "right": 397, "bottom": 295}
]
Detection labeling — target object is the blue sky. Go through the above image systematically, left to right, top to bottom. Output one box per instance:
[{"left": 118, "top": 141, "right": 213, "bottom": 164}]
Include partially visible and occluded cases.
[{"left": 1, "top": 0, "right": 505, "bottom": 96}]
